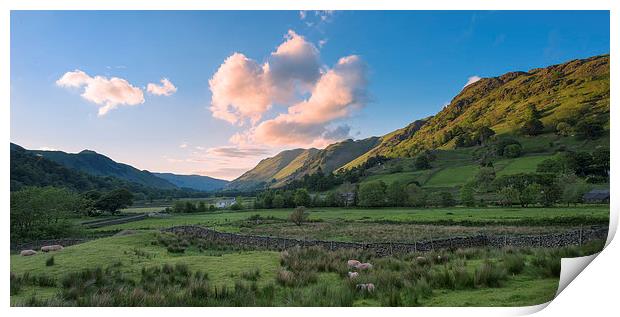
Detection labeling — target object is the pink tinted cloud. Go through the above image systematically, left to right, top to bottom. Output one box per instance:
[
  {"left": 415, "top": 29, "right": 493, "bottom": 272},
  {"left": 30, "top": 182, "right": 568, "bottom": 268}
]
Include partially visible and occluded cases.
[
  {"left": 208, "top": 30, "right": 321, "bottom": 126},
  {"left": 209, "top": 30, "right": 368, "bottom": 149},
  {"left": 252, "top": 55, "right": 366, "bottom": 146},
  {"left": 56, "top": 70, "right": 144, "bottom": 116},
  {"left": 147, "top": 78, "right": 177, "bottom": 96}
]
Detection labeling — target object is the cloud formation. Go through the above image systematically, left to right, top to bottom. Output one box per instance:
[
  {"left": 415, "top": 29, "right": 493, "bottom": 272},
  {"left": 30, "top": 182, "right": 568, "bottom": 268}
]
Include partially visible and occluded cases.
[
  {"left": 209, "top": 30, "right": 367, "bottom": 148},
  {"left": 209, "top": 30, "right": 321, "bottom": 125},
  {"left": 56, "top": 70, "right": 145, "bottom": 116},
  {"left": 464, "top": 75, "right": 482, "bottom": 88},
  {"left": 147, "top": 78, "right": 177, "bottom": 96}
]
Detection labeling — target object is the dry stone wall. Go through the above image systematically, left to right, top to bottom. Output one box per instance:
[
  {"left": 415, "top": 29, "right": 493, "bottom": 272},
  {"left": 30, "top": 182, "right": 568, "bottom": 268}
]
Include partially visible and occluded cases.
[{"left": 163, "top": 225, "right": 608, "bottom": 257}]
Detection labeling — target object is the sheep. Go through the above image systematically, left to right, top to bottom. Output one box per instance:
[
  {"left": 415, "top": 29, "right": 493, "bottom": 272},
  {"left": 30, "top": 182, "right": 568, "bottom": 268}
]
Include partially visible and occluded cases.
[
  {"left": 40, "top": 245, "right": 63, "bottom": 252},
  {"left": 20, "top": 249, "right": 37, "bottom": 256},
  {"left": 415, "top": 256, "right": 427, "bottom": 265},
  {"left": 347, "top": 259, "right": 361, "bottom": 268},
  {"left": 356, "top": 262, "right": 373, "bottom": 270},
  {"left": 348, "top": 271, "right": 359, "bottom": 279},
  {"left": 356, "top": 283, "right": 376, "bottom": 292},
  {"left": 366, "top": 283, "right": 376, "bottom": 292}
]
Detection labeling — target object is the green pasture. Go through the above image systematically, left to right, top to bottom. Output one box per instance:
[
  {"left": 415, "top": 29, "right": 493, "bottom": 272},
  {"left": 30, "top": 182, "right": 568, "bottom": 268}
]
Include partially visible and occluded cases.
[{"left": 92, "top": 206, "right": 609, "bottom": 232}]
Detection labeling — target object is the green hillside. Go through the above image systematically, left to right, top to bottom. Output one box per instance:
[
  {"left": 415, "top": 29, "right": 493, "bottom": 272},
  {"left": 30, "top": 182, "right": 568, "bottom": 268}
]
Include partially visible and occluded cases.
[
  {"left": 347, "top": 54, "right": 609, "bottom": 167},
  {"left": 230, "top": 137, "right": 381, "bottom": 190},
  {"left": 30, "top": 148, "right": 177, "bottom": 189},
  {"left": 226, "top": 148, "right": 310, "bottom": 190}
]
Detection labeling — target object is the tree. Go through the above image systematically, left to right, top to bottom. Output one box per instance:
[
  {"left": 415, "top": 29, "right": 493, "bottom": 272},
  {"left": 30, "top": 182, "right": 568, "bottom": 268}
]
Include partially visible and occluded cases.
[
  {"left": 521, "top": 119, "right": 544, "bottom": 136},
  {"left": 575, "top": 121, "right": 604, "bottom": 140},
  {"left": 555, "top": 122, "right": 571, "bottom": 136},
  {"left": 475, "top": 126, "right": 496, "bottom": 145},
  {"left": 503, "top": 144, "right": 522, "bottom": 158},
  {"left": 591, "top": 148, "right": 610, "bottom": 177},
  {"left": 565, "top": 152, "right": 593, "bottom": 177},
  {"left": 414, "top": 154, "right": 431, "bottom": 170},
  {"left": 475, "top": 167, "right": 496, "bottom": 192},
  {"left": 558, "top": 174, "right": 591, "bottom": 207},
  {"left": 358, "top": 181, "right": 387, "bottom": 207},
  {"left": 386, "top": 181, "right": 407, "bottom": 206},
  {"left": 406, "top": 183, "right": 427, "bottom": 207},
  {"left": 460, "top": 183, "right": 476, "bottom": 207},
  {"left": 519, "top": 183, "right": 541, "bottom": 207},
  {"left": 11, "top": 186, "right": 82, "bottom": 240},
  {"left": 498, "top": 186, "right": 519, "bottom": 206},
  {"left": 94, "top": 189, "right": 133, "bottom": 214},
  {"left": 293, "top": 189, "right": 311, "bottom": 207},
  {"left": 324, "top": 192, "right": 339, "bottom": 207},
  {"left": 439, "top": 192, "right": 456, "bottom": 207},
  {"left": 272, "top": 194, "right": 285, "bottom": 208},
  {"left": 230, "top": 197, "right": 244, "bottom": 210},
  {"left": 197, "top": 201, "right": 207, "bottom": 213},
  {"left": 289, "top": 206, "right": 308, "bottom": 226}
]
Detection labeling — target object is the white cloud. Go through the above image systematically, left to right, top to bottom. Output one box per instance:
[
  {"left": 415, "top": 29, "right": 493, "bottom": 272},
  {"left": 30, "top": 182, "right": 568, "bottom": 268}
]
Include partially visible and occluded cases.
[
  {"left": 56, "top": 69, "right": 145, "bottom": 116},
  {"left": 464, "top": 75, "right": 482, "bottom": 88},
  {"left": 147, "top": 78, "right": 177, "bottom": 96},
  {"left": 179, "top": 142, "right": 188, "bottom": 149}
]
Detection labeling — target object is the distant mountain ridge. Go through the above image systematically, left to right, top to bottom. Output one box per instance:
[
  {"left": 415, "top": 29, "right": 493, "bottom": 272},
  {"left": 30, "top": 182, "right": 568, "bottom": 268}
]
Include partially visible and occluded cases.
[
  {"left": 15, "top": 144, "right": 228, "bottom": 192},
  {"left": 29, "top": 148, "right": 177, "bottom": 189},
  {"left": 153, "top": 172, "right": 228, "bottom": 192}
]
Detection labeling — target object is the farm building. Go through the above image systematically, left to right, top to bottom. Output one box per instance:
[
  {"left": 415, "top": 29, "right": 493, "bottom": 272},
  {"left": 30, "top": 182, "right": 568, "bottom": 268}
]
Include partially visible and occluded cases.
[
  {"left": 583, "top": 189, "right": 610, "bottom": 204},
  {"left": 215, "top": 197, "right": 236, "bottom": 208}
]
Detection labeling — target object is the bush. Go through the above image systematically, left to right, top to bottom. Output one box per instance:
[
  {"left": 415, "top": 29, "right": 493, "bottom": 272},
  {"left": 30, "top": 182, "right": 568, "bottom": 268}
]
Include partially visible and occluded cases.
[
  {"left": 503, "top": 144, "right": 522, "bottom": 158},
  {"left": 289, "top": 206, "right": 308, "bottom": 226},
  {"left": 502, "top": 254, "right": 525, "bottom": 275},
  {"left": 46, "top": 256, "right": 55, "bottom": 267},
  {"left": 474, "top": 261, "right": 507, "bottom": 287}
]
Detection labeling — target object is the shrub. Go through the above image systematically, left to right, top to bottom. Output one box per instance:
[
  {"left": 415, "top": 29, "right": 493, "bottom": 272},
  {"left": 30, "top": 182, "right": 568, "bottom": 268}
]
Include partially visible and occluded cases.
[
  {"left": 503, "top": 144, "right": 522, "bottom": 158},
  {"left": 289, "top": 206, "right": 308, "bottom": 226},
  {"left": 502, "top": 254, "right": 525, "bottom": 275},
  {"left": 46, "top": 256, "right": 55, "bottom": 267},
  {"left": 474, "top": 261, "right": 507, "bottom": 287},
  {"left": 240, "top": 268, "right": 261, "bottom": 281}
]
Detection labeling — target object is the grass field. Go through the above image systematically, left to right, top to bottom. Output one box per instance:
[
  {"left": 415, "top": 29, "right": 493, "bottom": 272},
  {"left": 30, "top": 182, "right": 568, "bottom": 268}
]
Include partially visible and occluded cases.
[
  {"left": 495, "top": 155, "right": 553, "bottom": 176},
  {"left": 424, "top": 165, "right": 479, "bottom": 187},
  {"left": 93, "top": 206, "right": 609, "bottom": 233},
  {"left": 13, "top": 229, "right": 602, "bottom": 306}
]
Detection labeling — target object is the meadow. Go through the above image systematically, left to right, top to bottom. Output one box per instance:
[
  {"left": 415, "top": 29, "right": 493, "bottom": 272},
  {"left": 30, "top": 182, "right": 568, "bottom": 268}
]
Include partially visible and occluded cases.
[
  {"left": 95, "top": 206, "right": 609, "bottom": 233},
  {"left": 11, "top": 229, "right": 605, "bottom": 307}
]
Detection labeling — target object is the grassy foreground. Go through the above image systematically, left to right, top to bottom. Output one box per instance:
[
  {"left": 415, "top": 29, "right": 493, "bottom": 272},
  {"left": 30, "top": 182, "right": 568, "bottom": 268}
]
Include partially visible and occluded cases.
[{"left": 10, "top": 230, "right": 604, "bottom": 307}]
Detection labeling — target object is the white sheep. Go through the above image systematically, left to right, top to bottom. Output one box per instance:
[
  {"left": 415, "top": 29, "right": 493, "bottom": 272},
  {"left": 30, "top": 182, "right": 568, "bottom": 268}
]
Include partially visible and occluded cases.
[
  {"left": 41, "top": 245, "right": 63, "bottom": 252},
  {"left": 20, "top": 249, "right": 37, "bottom": 256},
  {"left": 347, "top": 259, "right": 361, "bottom": 268},
  {"left": 356, "top": 262, "right": 373, "bottom": 270},
  {"left": 348, "top": 271, "right": 359, "bottom": 279}
]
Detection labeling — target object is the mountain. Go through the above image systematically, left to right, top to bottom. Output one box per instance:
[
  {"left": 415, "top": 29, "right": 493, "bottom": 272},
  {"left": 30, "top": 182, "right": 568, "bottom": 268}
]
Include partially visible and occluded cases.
[
  {"left": 231, "top": 54, "right": 610, "bottom": 188},
  {"left": 344, "top": 54, "right": 610, "bottom": 167},
  {"left": 227, "top": 137, "right": 381, "bottom": 190},
  {"left": 11, "top": 143, "right": 150, "bottom": 193},
  {"left": 28, "top": 148, "right": 177, "bottom": 189},
  {"left": 226, "top": 148, "right": 312, "bottom": 190},
  {"left": 153, "top": 172, "right": 229, "bottom": 192}
]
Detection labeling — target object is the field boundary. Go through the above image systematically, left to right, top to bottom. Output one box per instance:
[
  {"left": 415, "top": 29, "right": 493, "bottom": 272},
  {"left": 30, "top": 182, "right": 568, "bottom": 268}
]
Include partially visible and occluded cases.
[
  {"left": 81, "top": 213, "right": 149, "bottom": 228},
  {"left": 162, "top": 225, "right": 608, "bottom": 256}
]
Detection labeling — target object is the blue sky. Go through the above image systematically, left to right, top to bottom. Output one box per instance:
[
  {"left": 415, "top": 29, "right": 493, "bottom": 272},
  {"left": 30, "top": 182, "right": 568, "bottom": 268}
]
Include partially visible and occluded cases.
[{"left": 10, "top": 11, "right": 610, "bottom": 180}]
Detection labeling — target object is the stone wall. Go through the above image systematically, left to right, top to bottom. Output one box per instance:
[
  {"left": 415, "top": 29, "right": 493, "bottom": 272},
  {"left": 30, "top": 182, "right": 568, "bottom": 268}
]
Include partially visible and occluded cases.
[{"left": 162, "top": 225, "right": 608, "bottom": 257}]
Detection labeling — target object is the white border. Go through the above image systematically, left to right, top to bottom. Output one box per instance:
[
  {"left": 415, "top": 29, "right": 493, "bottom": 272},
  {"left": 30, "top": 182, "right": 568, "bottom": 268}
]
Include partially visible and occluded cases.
[{"left": 1, "top": 1, "right": 617, "bottom": 316}]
